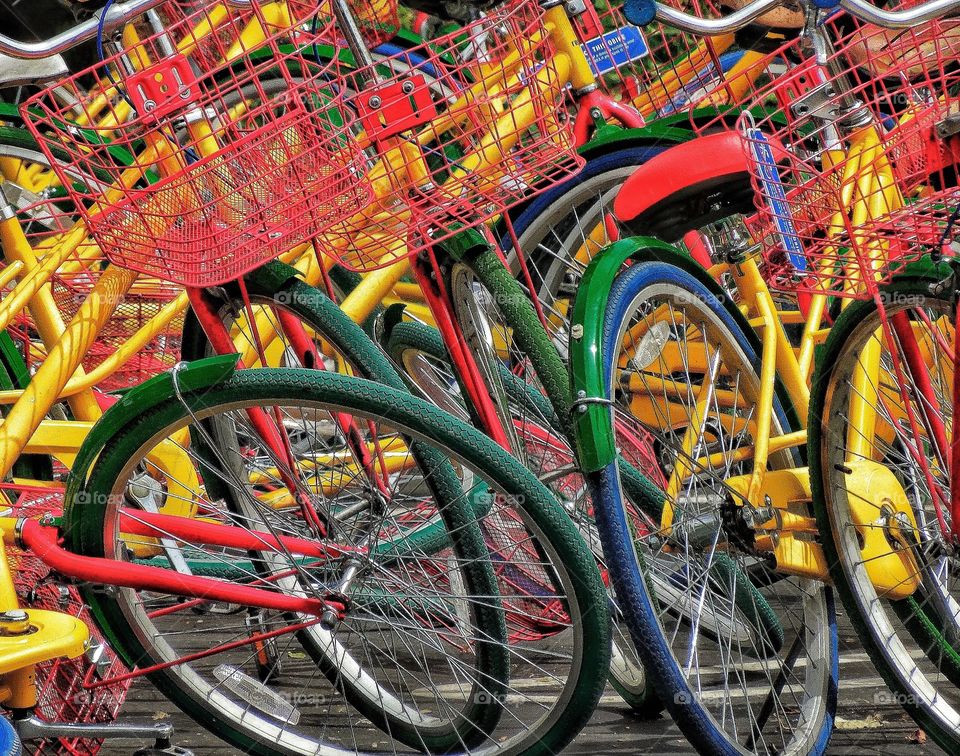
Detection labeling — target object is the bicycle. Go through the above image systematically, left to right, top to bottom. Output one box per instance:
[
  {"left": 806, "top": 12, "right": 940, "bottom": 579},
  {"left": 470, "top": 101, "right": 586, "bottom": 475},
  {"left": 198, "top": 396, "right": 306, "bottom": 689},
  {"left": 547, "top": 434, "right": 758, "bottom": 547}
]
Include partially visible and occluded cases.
[
  {"left": 565, "top": 0, "right": 960, "bottom": 752},
  {"left": 0, "top": 1, "right": 612, "bottom": 752}
]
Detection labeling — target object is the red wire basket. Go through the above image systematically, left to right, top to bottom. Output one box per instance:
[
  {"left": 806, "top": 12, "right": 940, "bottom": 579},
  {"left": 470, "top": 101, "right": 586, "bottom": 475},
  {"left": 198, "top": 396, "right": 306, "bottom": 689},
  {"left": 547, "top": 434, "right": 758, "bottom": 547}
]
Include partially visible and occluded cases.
[
  {"left": 160, "top": 0, "right": 400, "bottom": 58},
  {"left": 308, "top": 0, "right": 400, "bottom": 49},
  {"left": 318, "top": 0, "right": 585, "bottom": 273},
  {"left": 570, "top": 0, "right": 790, "bottom": 124},
  {"left": 21, "top": 1, "right": 372, "bottom": 288},
  {"left": 738, "top": 12, "right": 960, "bottom": 298},
  {"left": 0, "top": 170, "right": 184, "bottom": 390},
  {"left": 51, "top": 275, "right": 183, "bottom": 390},
  {"left": 6, "top": 487, "right": 130, "bottom": 756}
]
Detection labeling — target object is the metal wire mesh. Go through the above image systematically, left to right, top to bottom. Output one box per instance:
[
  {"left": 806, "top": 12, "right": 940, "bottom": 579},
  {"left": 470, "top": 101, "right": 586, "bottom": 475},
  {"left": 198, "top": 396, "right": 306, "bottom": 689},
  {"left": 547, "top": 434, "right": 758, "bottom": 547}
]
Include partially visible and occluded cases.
[
  {"left": 319, "top": 0, "right": 585, "bottom": 272},
  {"left": 572, "top": 0, "right": 787, "bottom": 123},
  {"left": 22, "top": 1, "right": 372, "bottom": 288},
  {"left": 738, "top": 12, "right": 960, "bottom": 296},
  {"left": 0, "top": 177, "right": 183, "bottom": 391},
  {"left": 50, "top": 275, "right": 183, "bottom": 390},
  {"left": 6, "top": 488, "right": 129, "bottom": 756}
]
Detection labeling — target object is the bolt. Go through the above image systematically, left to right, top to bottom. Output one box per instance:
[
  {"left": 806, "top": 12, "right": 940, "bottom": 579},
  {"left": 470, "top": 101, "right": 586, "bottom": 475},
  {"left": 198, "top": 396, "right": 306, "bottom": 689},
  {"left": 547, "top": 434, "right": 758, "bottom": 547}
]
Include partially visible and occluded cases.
[
  {"left": 401, "top": 80, "right": 415, "bottom": 94},
  {"left": 368, "top": 95, "right": 382, "bottom": 109},
  {"left": 571, "top": 323, "right": 584, "bottom": 339},
  {"left": 741, "top": 504, "right": 774, "bottom": 529},
  {"left": 320, "top": 609, "right": 340, "bottom": 629},
  {"left": 0, "top": 610, "right": 31, "bottom": 635}
]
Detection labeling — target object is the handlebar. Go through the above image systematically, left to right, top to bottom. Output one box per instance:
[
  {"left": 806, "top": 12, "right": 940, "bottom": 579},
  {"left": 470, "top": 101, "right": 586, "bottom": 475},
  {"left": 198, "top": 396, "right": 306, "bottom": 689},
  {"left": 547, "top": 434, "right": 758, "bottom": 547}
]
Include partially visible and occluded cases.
[
  {"left": 0, "top": 0, "right": 256, "bottom": 59},
  {"left": 3, "top": 0, "right": 956, "bottom": 60},
  {"left": 625, "top": 0, "right": 960, "bottom": 33}
]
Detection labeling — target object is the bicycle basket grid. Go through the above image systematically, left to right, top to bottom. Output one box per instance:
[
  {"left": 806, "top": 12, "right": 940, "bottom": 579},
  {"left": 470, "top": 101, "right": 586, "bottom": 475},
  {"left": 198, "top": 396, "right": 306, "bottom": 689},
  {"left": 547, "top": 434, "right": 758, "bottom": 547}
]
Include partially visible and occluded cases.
[
  {"left": 318, "top": 0, "right": 585, "bottom": 272},
  {"left": 572, "top": 0, "right": 786, "bottom": 122},
  {"left": 21, "top": 1, "right": 372, "bottom": 288},
  {"left": 740, "top": 14, "right": 960, "bottom": 297},
  {"left": 9, "top": 487, "right": 130, "bottom": 756}
]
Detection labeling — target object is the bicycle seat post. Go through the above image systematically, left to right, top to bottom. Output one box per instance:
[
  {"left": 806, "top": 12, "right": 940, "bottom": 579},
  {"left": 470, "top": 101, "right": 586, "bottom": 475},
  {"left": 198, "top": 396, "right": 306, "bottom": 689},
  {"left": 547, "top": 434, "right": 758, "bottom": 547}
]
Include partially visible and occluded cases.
[{"left": 145, "top": 8, "right": 177, "bottom": 60}]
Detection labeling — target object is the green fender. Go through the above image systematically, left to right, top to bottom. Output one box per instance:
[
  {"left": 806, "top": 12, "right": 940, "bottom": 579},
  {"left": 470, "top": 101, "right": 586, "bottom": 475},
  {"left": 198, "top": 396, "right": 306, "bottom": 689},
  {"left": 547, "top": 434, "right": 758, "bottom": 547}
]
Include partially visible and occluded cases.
[
  {"left": 0, "top": 103, "right": 21, "bottom": 122},
  {"left": 579, "top": 103, "right": 783, "bottom": 161},
  {"left": 580, "top": 119, "right": 693, "bottom": 159},
  {"left": 569, "top": 236, "right": 799, "bottom": 471},
  {"left": 569, "top": 237, "right": 680, "bottom": 472},
  {"left": 232, "top": 259, "right": 384, "bottom": 336},
  {"left": 239, "top": 259, "right": 302, "bottom": 295},
  {"left": 64, "top": 354, "right": 240, "bottom": 502}
]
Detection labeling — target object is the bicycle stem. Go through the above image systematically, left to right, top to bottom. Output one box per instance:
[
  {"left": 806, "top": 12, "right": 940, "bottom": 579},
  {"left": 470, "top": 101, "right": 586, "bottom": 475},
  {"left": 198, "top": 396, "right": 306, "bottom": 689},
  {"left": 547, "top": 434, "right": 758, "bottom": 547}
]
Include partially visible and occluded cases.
[{"left": 330, "top": 0, "right": 380, "bottom": 82}]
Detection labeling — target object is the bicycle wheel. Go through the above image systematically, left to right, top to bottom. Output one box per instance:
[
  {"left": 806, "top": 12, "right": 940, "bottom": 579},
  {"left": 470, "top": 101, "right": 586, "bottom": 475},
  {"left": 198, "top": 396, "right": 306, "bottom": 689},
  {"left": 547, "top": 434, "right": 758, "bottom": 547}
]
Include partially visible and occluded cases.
[
  {"left": 501, "top": 146, "right": 666, "bottom": 347},
  {"left": 505, "top": 146, "right": 666, "bottom": 299},
  {"left": 403, "top": 252, "right": 661, "bottom": 712},
  {"left": 592, "top": 261, "right": 837, "bottom": 755},
  {"left": 180, "top": 266, "right": 392, "bottom": 382},
  {"left": 179, "top": 272, "right": 600, "bottom": 745},
  {"left": 809, "top": 279, "right": 960, "bottom": 752},
  {"left": 384, "top": 319, "right": 555, "bottom": 427},
  {"left": 65, "top": 368, "right": 609, "bottom": 755}
]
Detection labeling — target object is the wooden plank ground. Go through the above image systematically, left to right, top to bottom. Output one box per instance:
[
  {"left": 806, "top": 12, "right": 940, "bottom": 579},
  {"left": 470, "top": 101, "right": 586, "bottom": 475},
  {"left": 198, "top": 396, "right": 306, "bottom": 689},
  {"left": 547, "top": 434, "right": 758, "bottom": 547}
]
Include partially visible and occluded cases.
[{"left": 99, "top": 637, "right": 950, "bottom": 756}]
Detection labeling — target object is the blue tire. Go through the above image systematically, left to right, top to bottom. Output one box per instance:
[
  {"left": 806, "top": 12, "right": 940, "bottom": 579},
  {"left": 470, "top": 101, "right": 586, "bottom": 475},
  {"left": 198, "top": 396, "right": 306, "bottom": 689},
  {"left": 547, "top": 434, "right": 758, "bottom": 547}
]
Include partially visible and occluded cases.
[
  {"left": 500, "top": 145, "right": 669, "bottom": 713},
  {"left": 588, "top": 261, "right": 838, "bottom": 755},
  {"left": 0, "top": 717, "right": 21, "bottom": 756}
]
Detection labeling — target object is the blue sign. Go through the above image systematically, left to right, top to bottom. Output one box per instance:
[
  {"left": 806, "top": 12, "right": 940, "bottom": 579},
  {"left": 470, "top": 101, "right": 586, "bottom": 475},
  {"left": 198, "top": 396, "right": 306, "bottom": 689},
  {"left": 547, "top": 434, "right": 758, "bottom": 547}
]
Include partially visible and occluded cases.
[
  {"left": 581, "top": 26, "right": 649, "bottom": 77},
  {"left": 746, "top": 128, "right": 807, "bottom": 272}
]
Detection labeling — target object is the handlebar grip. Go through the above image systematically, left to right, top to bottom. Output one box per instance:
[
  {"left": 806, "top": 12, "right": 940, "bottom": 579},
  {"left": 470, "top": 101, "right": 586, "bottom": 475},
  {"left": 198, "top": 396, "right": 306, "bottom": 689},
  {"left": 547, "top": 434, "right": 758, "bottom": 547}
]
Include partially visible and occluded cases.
[{"left": 624, "top": 0, "right": 657, "bottom": 26}]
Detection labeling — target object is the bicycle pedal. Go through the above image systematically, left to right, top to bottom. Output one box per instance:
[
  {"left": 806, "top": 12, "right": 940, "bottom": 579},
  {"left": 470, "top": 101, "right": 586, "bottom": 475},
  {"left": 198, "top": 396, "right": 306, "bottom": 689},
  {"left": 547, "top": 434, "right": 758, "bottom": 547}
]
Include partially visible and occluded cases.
[
  {"left": 132, "top": 732, "right": 193, "bottom": 756},
  {"left": 132, "top": 746, "right": 194, "bottom": 756}
]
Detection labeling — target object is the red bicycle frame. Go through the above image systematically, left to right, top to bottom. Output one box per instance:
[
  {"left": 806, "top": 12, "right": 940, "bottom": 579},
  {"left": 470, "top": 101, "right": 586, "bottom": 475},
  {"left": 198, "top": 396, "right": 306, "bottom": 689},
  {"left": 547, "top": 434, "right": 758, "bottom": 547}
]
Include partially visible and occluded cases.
[
  {"left": 876, "top": 304, "right": 957, "bottom": 541},
  {"left": 15, "top": 517, "right": 354, "bottom": 617}
]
